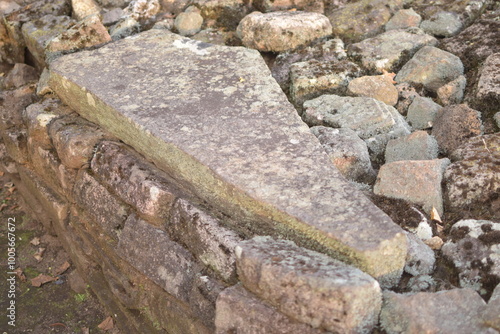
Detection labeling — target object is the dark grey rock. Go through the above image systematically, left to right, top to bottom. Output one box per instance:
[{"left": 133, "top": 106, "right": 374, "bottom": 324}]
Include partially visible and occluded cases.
[
  {"left": 420, "top": 11, "right": 463, "bottom": 37},
  {"left": 0, "top": 85, "right": 37, "bottom": 130},
  {"left": 406, "top": 96, "right": 442, "bottom": 130},
  {"left": 235, "top": 236, "right": 382, "bottom": 333}
]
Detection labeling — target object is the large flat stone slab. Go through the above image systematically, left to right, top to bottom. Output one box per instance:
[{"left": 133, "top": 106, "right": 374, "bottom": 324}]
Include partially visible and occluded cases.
[{"left": 48, "top": 29, "right": 407, "bottom": 286}]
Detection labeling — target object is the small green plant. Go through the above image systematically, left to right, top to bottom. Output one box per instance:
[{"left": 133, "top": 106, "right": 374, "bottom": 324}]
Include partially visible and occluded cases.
[{"left": 74, "top": 293, "right": 87, "bottom": 303}]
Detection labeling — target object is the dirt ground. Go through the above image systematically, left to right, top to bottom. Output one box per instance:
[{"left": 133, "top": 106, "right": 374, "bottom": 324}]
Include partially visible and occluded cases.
[{"left": 0, "top": 172, "right": 118, "bottom": 334}]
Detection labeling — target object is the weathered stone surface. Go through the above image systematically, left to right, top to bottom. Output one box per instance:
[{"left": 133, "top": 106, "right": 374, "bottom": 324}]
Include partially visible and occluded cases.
[
  {"left": 72, "top": 0, "right": 101, "bottom": 21},
  {"left": 96, "top": 0, "right": 129, "bottom": 7},
  {"left": 123, "top": 0, "right": 160, "bottom": 22},
  {"left": 195, "top": 0, "right": 251, "bottom": 31},
  {"left": 253, "top": 0, "right": 324, "bottom": 13},
  {"left": 325, "top": 0, "right": 402, "bottom": 43},
  {"left": 408, "top": 0, "right": 490, "bottom": 26},
  {"left": 0, "top": 1, "right": 21, "bottom": 13},
  {"left": 101, "top": 7, "right": 124, "bottom": 26},
  {"left": 385, "top": 8, "right": 421, "bottom": 31},
  {"left": 174, "top": 10, "right": 203, "bottom": 36},
  {"left": 237, "top": 11, "right": 332, "bottom": 52},
  {"left": 420, "top": 11, "right": 463, "bottom": 37},
  {"left": 46, "top": 14, "right": 111, "bottom": 59},
  {"left": 109, "top": 16, "right": 140, "bottom": 40},
  {"left": 348, "top": 28, "right": 437, "bottom": 73},
  {"left": 49, "top": 29, "right": 408, "bottom": 286},
  {"left": 272, "top": 38, "right": 346, "bottom": 91},
  {"left": 396, "top": 46, "right": 464, "bottom": 92},
  {"left": 475, "top": 53, "right": 500, "bottom": 110},
  {"left": 289, "top": 59, "right": 361, "bottom": 107},
  {"left": 3, "top": 63, "right": 38, "bottom": 89},
  {"left": 36, "top": 68, "right": 52, "bottom": 96},
  {"left": 347, "top": 74, "right": 398, "bottom": 106},
  {"left": 436, "top": 74, "right": 466, "bottom": 106},
  {"left": 394, "top": 82, "right": 422, "bottom": 115},
  {"left": 0, "top": 84, "right": 37, "bottom": 130},
  {"left": 302, "top": 95, "right": 411, "bottom": 163},
  {"left": 406, "top": 96, "right": 441, "bottom": 130},
  {"left": 23, "top": 98, "right": 68, "bottom": 149},
  {"left": 432, "top": 104, "right": 483, "bottom": 155},
  {"left": 495, "top": 113, "right": 500, "bottom": 129},
  {"left": 48, "top": 114, "right": 110, "bottom": 169},
  {"left": 310, "top": 126, "right": 375, "bottom": 184},
  {"left": 2, "top": 127, "right": 28, "bottom": 164},
  {"left": 385, "top": 131, "right": 439, "bottom": 163},
  {"left": 444, "top": 133, "right": 500, "bottom": 213},
  {"left": 91, "top": 140, "right": 177, "bottom": 225},
  {"left": 0, "top": 142, "right": 18, "bottom": 174},
  {"left": 374, "top": 159, "right": 450, "bottom": 216},
  {"left": 73, "top": 170, "right": 130, "bottom": 240},
  {"left": 170, "top": 199, "right": 242, "bottom": 283},
  {"left": 117, "top": 214, "right": 201, "bottom": 302},
  {"left": 441, "top": 219, "right": 500, "bottom": 298},
  {"left": 404, "top": 232, "right": 435, "bottom": 276},
  {"left": 235, "top": 236, "right": 382, "bottom": 333},
  {"left": 189, "top": 274, "right": 225, "bottom": 329},
  {"left": 484, "top": 283, "right": 500, "bottom": 331},
  {"left": 215, "top": 284, "right": 325, "bottom": 334},
  {"left": 380, "top": 289, "right": 489, "bottom": 334}
]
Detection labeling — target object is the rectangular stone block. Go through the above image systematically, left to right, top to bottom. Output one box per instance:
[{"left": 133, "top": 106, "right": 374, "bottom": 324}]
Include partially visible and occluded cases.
[
  {"left": 49, "top": 29, "right": 407, "bottom": 286},
  {"left": 2, "top": 127, "right": 28, "bottom": 164},
  {"left": 91, "top": 140, "right": 177, "bottom": 226},
  {"left": 73, "top": 170, "right": 130, "bottom": 241},
  {"left": 170, "top": 198, "right": 242, "bottom": 283},
  {"left": 117, "top": 214, "right": 201, "bottom": 303},
  {"left": 235, "top": 236, "right": 382, "bottom": 333},
  {"left": 188, "top": 274, "right": 225, "bottom": 330},
  {"left": 215, "top": 284, "right": 326, "bottom": 334}
]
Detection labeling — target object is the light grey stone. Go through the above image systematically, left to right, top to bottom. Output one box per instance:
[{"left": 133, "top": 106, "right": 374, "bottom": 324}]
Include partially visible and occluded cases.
[
  {"left": 71, "top": 0, "right": 101, "bottom": 21},
  {"left": 123, "top": 0, "right": 160, "bottom": 21},
  {"left": 101, "top": 7, "right": 124, "bottom": 26},
  {"left": 385, "top": 8, "right": 422, "bottom": 31},
  {"left": 174, "top": 11, "right": 203, "bottom": 36},
  {"left": 237, "top": 11, "right": 332, "bottom": 52},
  {"left": 420, "top": 11, "right": 463, "bottom": 37},
  {"left": 347, "top": 28, "right": 437, "bottom": 73},
  {"left": 48, "top": 29, "right": 408, "bottom": 286},
  {"left": 396, "top": 46, "right": 464, "bottom": 92},
  {"left": 36, "top": 68, "right": 52, "bottom": 96},
  {"left": 437, "top": 74, "right": 466, "bottom": 105},
  {"left": 302, "top": 95, "right": 411, "bottom": 163},
  {"left": 406, "top": 96, "right": 442, "bottom": 130},
  {"left": 310, "top": 126, "right": 375, "bottom": 184},
  {"left": 385, "top": 131, "right": 439, "bottom": 163},
  {"left": 374, "top": 158, "right": 450, "bottom": 216},
  {"left": 117, "top": 214, "right": 201, "bottom": 302},
  {"left": 441, "top": 220, "right": 500, "bottom": 298},
  {"left": 405, "top": 232, "right": 435, "bottom": 276},
  {"left": 235, "top": 236, "right": 382, "bottom": 333},
  {"left": 407, "top": 275, "right": 436, "bottom": 293},
  {"left": 215, "top": 284, "right": 326, "bottom": 334},
  {"left": 380, "top": 289, "right": 489, "bottom": 334}
]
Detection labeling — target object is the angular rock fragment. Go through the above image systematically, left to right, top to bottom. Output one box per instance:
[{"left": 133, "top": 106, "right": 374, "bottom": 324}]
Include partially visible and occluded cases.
[
  {"left": 72, "top": 0, "right": 101, "bottom": 21},
  {"left": 123, "top": 0, "right": 160, "bottom": 22},
  {"left": 253, "top": 0, "right": 324, "bottom": 13},
  {"left": 385, "top": 8, "right": 421, "bottom": 31},
  {"left": 237, "top": 11, "right": 332, "bottom": 52},
  {"left": 420, "top": 11, "right": 463, "bottom": 37},
  {"left": 348, "top": 28, "right": 437, "bottom": 73},
  {"left": 396, "top": 46, "right": 464, "bottom": 92},
  {"left": 474, "top": 53, "right": 500, "bottom": 112},
  {"left": 2, "top": 63, "right": 38, "bottom": 89},
  {"left": 347, "top": 74, "right": 398, "bottom": 106},
  {"left": 436, "top": 75, "right": 466, "bottom": 106},
  {"left": 406, "top": 96, "right": 442, "bottom": 130},
  {"left": 23, "top": 98, "right": 67, "bottom": 149},
  {"left": 2, "top": 127, "right": 28, "bottom": 164},
  {"left": 385, "top": 131, "right": 439, "bottom": 163},
  {"left": 374, "top": 158, "right": 450, "bottom": 215},
  {"left": 404, "top": 232, "right": 435, "bottom": 276},
  {"left": 235, "top": 236, "right": 382, "bottom": 333}
]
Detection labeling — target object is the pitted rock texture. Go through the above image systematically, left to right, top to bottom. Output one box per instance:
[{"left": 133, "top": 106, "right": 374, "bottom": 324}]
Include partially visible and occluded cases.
[
  {"left": 385, "top": 8, "right": 422, "bottom": 31},
  {"left": 237, "top": 11, "right": 332, "bottom": 52},
  {"left": 420, "top": 11, "right": 463, "bottom": 37},
  {"left": 48, "top": 29, "right": 408, "bottom": 286},
  {"left": 347, "top": 74, "right": 399, "bottom": 106},
  {"left": 406, "top": 96, "right": 442, "bottom": 130},
  {"left": 384, "top": 131, "right": 439, "bottom": 163}
]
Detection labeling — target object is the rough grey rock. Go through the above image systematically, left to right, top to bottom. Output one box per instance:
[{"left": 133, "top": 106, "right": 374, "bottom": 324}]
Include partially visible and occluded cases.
[
  {"left": 71, "top": 0, "right": 101, "bottom": 21},
  {"left": 123, "top": 0, "right": 160, "bottom": 21},
  {"left": 253, "top": 0, "right": 324, "bottom": 13},
  {"left": 325, "top": 0, "right": 403, "bottom": 43},
  {"left": 408, "top": 0, "right": 490, "bottom": 27},
  {"left": 0, "top": 1, "right": 21, "bottom": 14},
  {"left": 101, "top": 7, "right": 125, "bottom": 26},
  {"left": 385, "top": 8, "right": 422, "bottom": 31},
  {"left": 174, "top": 10, "right": 203, "bottom": 36},
  {"left": 237, "top": 11, "right": 332, "bottom": 52},
  {"left": 420, "top": 11, "right": 463, "bottom": 37},
  {"left": 21, "top": 14, "right": 75, "bottom": 69},
  {"left": 109, "top": 16, "right": 140, "bottom": 40},
  {"left": 347, "top": 28, "right": 437, "bottom": 73},
  {"left": 49, "top": 29, "right": 408, "bottom": 286},
  {"left": 271, "top": 38, "right": 346, "bottom": 91},
  {"left": 396, "top": 46, "right": 464, "bottom": 92},
  {"left": 475, "top": 53, "right": 500, "bottom": 110},
  {"left": 289, "top": 59, "right": 361, "bottom": 107},
  {"left": 2, "top": 63, "right": 38, "bottom": 89},
  {"left": 36, "top": 68, "right": 52, "bottom": 96},
  {"left": 347, "top": 74, "right": 398, "bottom": 106},
  {"left": 436, "top": 74, "right": 466, "bottom": 106},
  {"left": 394, "top": 82, "right": 423, "bottom": 115},
  {"left": 0, "top": 85, "right": 37, "bottom": 130},
  {"left": 302, "top": 95, "right": 411, "bottom": 163},
  {"left": 406, "top": 96, "right": 442, "bottom": 129},
  {"left": 23, "top": 98, "right": 67, "bottom": 149},
  {"left": 432, "top": 104, "right": 483, "bottom": 155},
  {"left": 495, "top": 113, "right": 500, "bottom": 129},
  {"left": 48, "top": 114, "right": 110, "bottom": 169},
  {"left": 311, "top": 126, "right": 376, "bottom": 184},
  {"left": 2, "top": 127, "right": 28, "bottom": 164},
  {"left": 385, "top": 131, "right": 439, "bottom": 163},
  {"left": 444, "top": 133, "right": 500, "bottom": 213},
  {"left": 91, "top": 140, "right": 178, "bottom": 225},
  {"left": 374, "top": 158, "right": 450, "bottom": 216},
  {"left": 73, "top": 170, "right": 130, "bottom": 241},
  {"left": 170, "top": 199, "right": 242, "bottom": 283},
  {"left": 117, "top": 214, "right": 201, "bottom": 302},
  {"left": 441, "top": 220, "right": 500, "bottom": 297},
  {"left": 404, "top": 232, "right": 435, "bottom": 276},
  {"left": 235, "top": 236, "right": 382, "bottom": 333},
  {"left": 407, "top": 274, "right": 437, "bottom": 293},
  {"left": 484, "top": 283, "right": 500, "bottom": 331},
  {"left": 215, "top": 284, "right": 326, "bottom": 334},
  {"left": 380, "top": 289, "right": 489, "bottom": 334}
]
